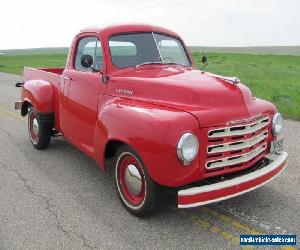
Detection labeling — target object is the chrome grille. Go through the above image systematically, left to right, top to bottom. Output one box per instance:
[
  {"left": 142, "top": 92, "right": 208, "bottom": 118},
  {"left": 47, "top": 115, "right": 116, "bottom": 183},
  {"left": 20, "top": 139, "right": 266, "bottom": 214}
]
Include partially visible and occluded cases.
[
  {"left": 206, "top": 116, "right": 270, "bottom": 171},
  {"left": 208, "top": 116, "right": 270, "bottom": 138},
  {"left": 207, "top": 130, "right": 268, "bottom": 154},
  {"left": 206, "top": 144, "right": 267, "bottom": 169}
]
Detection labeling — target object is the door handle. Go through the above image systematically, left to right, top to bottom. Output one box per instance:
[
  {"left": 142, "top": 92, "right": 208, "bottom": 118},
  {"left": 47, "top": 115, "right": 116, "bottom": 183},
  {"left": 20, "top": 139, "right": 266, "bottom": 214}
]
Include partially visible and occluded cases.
[{"left": 64, "top": 76, "right": 72, "bottom": 81}]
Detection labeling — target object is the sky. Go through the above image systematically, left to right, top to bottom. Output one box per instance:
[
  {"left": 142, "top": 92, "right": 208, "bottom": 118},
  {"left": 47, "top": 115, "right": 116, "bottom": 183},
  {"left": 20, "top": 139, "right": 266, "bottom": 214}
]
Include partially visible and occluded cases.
[{"left": 1, "top": 0, "right": 299, "bottom": 50}]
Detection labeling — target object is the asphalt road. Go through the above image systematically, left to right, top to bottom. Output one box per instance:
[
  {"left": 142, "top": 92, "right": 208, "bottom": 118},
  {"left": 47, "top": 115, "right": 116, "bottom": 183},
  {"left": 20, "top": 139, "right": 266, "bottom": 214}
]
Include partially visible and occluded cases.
[{"left": 0, "top": 72, "right": 299, "bottom": 250}]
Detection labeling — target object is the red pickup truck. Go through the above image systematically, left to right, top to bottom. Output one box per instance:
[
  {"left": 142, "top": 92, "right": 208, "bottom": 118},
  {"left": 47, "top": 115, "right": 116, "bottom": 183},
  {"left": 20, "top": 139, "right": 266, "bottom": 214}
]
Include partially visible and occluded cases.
[{"left": 15, "top": 24, "right": 287, "bottom": 216}]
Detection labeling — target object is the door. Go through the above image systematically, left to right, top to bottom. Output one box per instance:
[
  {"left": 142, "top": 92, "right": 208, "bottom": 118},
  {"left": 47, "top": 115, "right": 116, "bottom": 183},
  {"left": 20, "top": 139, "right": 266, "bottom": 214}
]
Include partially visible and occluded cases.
[{"left": 61, "top": 36, "right": 106, "bottom": 156}]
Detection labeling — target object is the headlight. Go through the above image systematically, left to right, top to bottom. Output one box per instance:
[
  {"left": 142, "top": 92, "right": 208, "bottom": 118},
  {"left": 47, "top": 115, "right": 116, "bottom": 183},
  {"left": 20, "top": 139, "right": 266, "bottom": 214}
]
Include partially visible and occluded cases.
[
  {"left": 272, "top": 113, "right": 283, "bottom": 136},
  {"left": 177, "top": 133, "right": 199, "bottom": 165}
]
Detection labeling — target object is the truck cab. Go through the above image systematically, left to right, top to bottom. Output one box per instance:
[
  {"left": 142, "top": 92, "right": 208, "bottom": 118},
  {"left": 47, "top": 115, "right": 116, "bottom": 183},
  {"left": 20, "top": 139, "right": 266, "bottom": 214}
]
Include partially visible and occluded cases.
[{"left": 16, "top": 24, "right": 287, "bottom": 216}]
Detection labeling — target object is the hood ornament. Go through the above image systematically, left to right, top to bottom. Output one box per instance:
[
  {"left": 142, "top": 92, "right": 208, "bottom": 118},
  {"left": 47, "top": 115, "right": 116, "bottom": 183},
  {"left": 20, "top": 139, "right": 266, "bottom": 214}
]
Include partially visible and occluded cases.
[{"left": 205, "top": 72, "right": 240, "bottom": 85}]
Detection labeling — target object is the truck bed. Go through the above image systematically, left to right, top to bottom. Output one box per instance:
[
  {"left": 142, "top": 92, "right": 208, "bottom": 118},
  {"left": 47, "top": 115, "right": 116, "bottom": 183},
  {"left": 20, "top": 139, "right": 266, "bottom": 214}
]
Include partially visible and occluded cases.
[
  {"left": 22, "top": 67, "right": 65, "bottom": 131},
  {"left": 23, "top": 67, "right": 64, "bottom": 87}
]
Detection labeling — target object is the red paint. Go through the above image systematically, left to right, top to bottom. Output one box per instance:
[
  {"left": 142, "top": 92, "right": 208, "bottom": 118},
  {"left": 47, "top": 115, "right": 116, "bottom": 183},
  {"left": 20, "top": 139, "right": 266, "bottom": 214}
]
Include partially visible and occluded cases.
[{"left": 19, "top": 24, "right": 286, "bottom": 207}]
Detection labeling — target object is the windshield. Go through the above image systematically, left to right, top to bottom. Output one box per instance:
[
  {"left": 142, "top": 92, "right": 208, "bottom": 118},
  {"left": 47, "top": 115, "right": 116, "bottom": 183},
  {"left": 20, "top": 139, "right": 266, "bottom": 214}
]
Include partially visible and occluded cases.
[{"left": 109, "top": 32, "right": 191, "bottom": 68}]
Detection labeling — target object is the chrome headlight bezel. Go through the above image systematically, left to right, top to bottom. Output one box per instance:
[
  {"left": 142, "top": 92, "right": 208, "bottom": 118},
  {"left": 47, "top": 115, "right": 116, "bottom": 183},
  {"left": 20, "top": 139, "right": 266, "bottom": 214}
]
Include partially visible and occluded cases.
[
  {"left": 272, "top": 113, "right": 283, "bottom": 136},
  {"left": 177, "top": 133, "right": 199, "bottom": 165}
]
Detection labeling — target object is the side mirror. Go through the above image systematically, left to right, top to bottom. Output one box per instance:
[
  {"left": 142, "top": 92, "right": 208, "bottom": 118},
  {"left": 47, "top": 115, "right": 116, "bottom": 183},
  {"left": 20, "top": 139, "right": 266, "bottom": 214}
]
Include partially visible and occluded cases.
[
  {"left": 81, "top": 55, "right": 93, "bottom": 68},
  {"left": 201, "top": 55, "right": 208, "bottom": 64}
]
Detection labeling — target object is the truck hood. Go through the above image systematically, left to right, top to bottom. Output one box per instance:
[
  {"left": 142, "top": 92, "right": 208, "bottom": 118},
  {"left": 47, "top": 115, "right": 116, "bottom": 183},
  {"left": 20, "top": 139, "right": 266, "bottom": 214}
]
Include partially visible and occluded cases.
[{"left": 109, "top": 67, "right": 275, "bottom": 127}]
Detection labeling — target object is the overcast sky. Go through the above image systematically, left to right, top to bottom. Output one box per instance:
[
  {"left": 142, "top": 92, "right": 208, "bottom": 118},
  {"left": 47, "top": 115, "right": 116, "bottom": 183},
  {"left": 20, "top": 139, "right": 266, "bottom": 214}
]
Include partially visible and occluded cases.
[{"left": 1, "top": 0, "right": 299, "bottom": 50}]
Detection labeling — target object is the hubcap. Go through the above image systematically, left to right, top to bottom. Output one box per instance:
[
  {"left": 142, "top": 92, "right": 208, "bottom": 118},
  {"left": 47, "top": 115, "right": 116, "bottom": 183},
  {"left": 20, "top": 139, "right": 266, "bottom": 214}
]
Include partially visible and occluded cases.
[
  {"left": 29, "top": 112, "right": 39, "bottom": 142},
  {"left": 32, "top": 117, "right": 39, "bottom": 136},
  {"left": 118, "top": 153, "right": 146, "bottom": 206},
  {"left": 124, "top": 164, "right": 142, "bottom": 196}
]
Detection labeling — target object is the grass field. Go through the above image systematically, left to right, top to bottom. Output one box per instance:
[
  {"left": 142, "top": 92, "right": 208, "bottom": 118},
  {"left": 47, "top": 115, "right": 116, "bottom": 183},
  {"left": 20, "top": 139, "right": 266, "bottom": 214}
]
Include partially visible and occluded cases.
[
  {"left": 0, "top": 51, "right": 299, "bottom": 120},
  {"left": 194, "top": 52, "right": 300, "bottom": 120},
  {"left": 0, "top": 54, "right": 66, "bottom": 75}
]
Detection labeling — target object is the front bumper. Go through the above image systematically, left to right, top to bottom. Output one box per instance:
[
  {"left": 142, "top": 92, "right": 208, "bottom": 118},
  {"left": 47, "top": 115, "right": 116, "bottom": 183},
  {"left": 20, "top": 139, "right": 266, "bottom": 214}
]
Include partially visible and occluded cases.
[{"left": 178, "top": 152, "right": 288, "bottom": 208}]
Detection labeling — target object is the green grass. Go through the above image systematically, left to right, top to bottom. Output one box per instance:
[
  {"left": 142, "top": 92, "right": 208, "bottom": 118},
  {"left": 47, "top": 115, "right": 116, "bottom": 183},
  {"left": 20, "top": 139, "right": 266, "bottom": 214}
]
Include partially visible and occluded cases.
[
  {"left": 0, "top": 52, "right": 299, "bottom": 120},
  {"left": 195, "top": 52, "right": 300, "bottom": 120},
  {"left": 0, "top": 54, "right": 66, "bottom": 75}
]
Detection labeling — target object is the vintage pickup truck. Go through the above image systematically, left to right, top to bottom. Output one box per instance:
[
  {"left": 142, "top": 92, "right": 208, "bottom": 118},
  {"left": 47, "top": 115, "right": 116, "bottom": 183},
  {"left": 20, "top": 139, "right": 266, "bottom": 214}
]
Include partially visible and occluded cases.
[{"left": 15, "top": 24, "right": 287, "bottom": 216}]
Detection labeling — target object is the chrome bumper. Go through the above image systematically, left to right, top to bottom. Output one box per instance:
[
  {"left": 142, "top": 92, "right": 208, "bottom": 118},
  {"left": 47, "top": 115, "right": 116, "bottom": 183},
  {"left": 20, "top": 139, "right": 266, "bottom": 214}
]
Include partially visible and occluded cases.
[{"left": 178, "top": 152, "right": 288, "bottom": 208}]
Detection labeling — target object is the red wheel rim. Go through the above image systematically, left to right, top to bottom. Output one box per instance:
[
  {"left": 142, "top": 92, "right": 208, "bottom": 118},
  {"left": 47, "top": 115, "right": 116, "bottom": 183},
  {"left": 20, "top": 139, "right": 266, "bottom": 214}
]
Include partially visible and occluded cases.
[
  {"left": 29, "top": 112, "right": 39, "bottom": 142},
  {"left": 118, "top": 154, "right": 146, "bottom": 206}
]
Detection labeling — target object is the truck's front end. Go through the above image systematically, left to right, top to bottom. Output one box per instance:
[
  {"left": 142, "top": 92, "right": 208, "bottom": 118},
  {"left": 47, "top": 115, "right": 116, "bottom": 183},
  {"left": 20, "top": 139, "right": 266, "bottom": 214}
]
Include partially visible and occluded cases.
[{"left": 177, "top": 109, "right": 287, "bottom": 208}]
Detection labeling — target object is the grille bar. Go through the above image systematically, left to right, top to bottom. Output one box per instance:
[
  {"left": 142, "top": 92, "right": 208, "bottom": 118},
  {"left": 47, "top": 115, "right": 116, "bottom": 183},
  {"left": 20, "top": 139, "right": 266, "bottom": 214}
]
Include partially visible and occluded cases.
[
  {"left": 208, "top": 116, "right": 270, "bottom": 138},
  {"left": 207, "top": 130, "right": 268, "bottom": 154},
  {"left": 206, "top": 144, "right": 267, "bottom": 169}
]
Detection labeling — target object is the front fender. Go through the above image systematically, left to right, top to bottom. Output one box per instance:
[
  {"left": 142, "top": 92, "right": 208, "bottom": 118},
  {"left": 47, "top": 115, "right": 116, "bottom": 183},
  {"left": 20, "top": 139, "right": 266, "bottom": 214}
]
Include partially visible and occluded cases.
[
  {"left": 21, "top": 80, "right": 54, "bottom": 113},
  {"left": 94, "top": 96, "right": 202, "bottom": 187}
]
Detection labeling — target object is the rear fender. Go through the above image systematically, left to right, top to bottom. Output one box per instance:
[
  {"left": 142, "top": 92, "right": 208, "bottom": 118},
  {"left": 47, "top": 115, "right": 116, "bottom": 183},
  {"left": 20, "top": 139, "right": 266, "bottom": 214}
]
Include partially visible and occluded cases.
[{"left": 21, "top": 80, "right": 54, "bottom": 115}]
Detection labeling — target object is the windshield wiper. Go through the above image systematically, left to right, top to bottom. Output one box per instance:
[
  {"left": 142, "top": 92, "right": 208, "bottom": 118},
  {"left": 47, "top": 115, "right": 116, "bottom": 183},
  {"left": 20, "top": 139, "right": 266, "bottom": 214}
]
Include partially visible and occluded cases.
[
  {"left": 135, "top": 61, "right": 188, "bottom": 69},
  {"left": 135, "top": 62, "right": 164, "bottom": 68}
]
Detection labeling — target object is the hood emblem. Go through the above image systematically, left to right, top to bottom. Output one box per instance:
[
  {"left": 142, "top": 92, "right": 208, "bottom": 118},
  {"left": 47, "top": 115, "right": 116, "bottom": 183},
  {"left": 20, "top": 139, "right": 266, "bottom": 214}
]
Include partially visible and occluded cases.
[
  {"left": 206, "top": 72, "right": 240, "bottom": 85},
  {"left": 116, "top": 89, "right": 133, "bottom": 95},
  {"left": 227, "top": 115, "right": 263, "bottom": 125}
]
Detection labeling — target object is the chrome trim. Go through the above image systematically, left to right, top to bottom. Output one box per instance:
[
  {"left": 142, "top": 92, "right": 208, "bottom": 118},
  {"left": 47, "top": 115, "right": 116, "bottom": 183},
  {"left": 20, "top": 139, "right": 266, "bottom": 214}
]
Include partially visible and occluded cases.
[
  {"left": 152, "top": 32, "right": 163, "bottom": 62},
  {"left": 206, "top": 72, "right": 240, "bottom": 84},
  {"left": 116, "top": 89, "right": 133, "bottom": 95},
  {"left": 272, "top": 113, "right": 282, "bottom": 136},
  {"left": 227, "top": 114, "right": 263, "bottom": 126},
  {"left": 208, "top": 116, "right": 270, "bottom": 138},
  {"left": 32, "top": 117, "right": 39, "bottom": 136},
  {"left": 207, "top": 130, "right": 268, "bottom": 154},
  {"left": 177, "top": 133, "right": 199, "bottom": 165},
  {"left": 206, "top": 143, "right": 267, "bottom": 169},
  {"left": 178, "top": 152, "right": 288, "bottom": 208}
]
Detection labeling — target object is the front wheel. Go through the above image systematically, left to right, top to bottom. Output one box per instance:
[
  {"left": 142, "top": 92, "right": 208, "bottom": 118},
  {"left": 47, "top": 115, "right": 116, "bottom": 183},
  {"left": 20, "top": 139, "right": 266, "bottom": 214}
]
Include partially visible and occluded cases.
[
  {"left": 28, "top": 107, "right": 52, "bottom": 149},
  {"left": 114, "top": 145, "right": 160, "bottom": 217}
]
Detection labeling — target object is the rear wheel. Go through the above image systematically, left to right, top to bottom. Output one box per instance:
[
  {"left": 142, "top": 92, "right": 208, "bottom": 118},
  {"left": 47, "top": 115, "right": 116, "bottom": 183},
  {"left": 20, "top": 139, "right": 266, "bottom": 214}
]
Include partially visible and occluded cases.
[
  {"left": 28, "top": 107, "right": 52, "bottom": 149},
  {"left": 114, "top": 145, "right": 160, "bottom": 217}
]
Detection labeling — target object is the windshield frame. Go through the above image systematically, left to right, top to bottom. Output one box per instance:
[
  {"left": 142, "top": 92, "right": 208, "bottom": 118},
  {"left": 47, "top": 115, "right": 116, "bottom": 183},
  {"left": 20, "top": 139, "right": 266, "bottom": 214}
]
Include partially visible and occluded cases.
[{"left": 108, "top": 31, "right": 192, "bottom": 69}]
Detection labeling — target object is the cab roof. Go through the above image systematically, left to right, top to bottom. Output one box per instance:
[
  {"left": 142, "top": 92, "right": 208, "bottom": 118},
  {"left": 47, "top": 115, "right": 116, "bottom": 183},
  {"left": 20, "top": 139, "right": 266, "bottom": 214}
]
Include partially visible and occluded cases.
[{"left": 78, "top": 23, "right": 180, "bottom": 39}]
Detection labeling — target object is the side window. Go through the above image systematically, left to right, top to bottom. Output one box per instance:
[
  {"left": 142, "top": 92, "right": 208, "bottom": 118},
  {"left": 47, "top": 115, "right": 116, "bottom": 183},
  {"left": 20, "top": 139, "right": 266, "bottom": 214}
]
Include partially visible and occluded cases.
[{"left": 75, "top": 37, "right": 103, "bottom": 71}]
